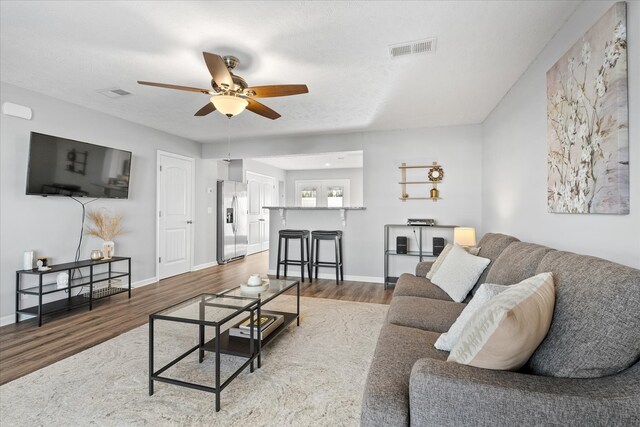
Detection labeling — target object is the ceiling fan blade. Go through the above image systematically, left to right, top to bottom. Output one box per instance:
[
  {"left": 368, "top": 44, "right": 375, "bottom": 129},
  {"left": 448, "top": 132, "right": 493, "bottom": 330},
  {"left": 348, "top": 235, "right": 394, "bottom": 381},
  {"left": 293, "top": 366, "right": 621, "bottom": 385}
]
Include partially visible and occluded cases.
[
  {"left": 203, "top": 52, "right": 234, "bottom": 90},
  {"left": 137, "top": 81, "right": 211, "bottom": 94},
  {"left": 245, "top": 84, "right": 309, "bottom": 98},
  {"left": 246, "top": 98, "right": 281, "bottom": 120},
  {"left": 194, "top": 102, "right": 216, "bottom": 116}
]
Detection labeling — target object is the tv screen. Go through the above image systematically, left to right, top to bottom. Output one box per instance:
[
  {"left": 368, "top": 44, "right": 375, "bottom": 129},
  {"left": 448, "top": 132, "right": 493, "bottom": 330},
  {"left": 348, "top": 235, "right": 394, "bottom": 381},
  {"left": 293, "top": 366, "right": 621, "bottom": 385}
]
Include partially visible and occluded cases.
[{"left": 26, "top": 132, "right": 132, "bottom": 199}]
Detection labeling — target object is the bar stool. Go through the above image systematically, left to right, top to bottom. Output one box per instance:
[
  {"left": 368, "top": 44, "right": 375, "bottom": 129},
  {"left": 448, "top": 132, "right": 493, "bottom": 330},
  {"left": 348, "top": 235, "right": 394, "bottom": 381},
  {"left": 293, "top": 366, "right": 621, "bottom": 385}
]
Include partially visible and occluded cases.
[
  {"left": 276, "top": 229, "right": 312, "bottom": 283},
  {"left": 310, "top": 230, "right": 344, "bottom": 284}
]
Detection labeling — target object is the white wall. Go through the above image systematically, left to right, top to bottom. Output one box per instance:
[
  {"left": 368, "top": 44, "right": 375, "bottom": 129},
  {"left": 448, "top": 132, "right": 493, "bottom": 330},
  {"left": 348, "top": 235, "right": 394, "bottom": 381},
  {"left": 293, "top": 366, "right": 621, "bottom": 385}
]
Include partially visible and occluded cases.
[
  {"left": 482, "top": 1, "right": 640, "bottom": 268},
  {"left": 0, "top": 83, "right": 210, "bottom": 322},
  {"left": 205, "top": 125, "right": 483, "bottom": 278},
  {"left": 202, "top": 133, "right": 364, "bottom": 159},
  {"left": 285, "top": 168, "right": 364, "bottom": 207}
]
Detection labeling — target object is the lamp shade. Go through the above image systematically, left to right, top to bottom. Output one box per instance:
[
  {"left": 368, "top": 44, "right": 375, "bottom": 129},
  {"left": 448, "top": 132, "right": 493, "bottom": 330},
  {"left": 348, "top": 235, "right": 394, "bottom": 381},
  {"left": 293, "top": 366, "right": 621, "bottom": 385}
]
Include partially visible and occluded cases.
[
  {"left": 211, "top": 95, "right": 248, "bottom": 117},
  {"left": 454, "top": 227, "right": 476, "bottom": 247}
]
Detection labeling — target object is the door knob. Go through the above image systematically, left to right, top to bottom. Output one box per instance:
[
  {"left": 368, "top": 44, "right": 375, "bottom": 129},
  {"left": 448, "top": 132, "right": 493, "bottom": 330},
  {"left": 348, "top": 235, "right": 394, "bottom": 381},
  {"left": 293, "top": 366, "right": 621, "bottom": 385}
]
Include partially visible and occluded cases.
[{"left": 187, "top": 220, "right": 193, "bottom": 224}]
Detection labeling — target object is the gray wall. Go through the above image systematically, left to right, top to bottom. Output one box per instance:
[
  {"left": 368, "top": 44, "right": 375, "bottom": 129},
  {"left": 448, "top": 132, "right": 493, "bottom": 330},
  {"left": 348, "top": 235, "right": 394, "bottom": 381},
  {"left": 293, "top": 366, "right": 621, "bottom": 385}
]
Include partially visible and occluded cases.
[
  {"left": 482, "top": 0, "right": 640, "bottom": 269},
  {"left": 0, "top": 83, "right": 211, "bottom": 322},
  {"left": 227, "top": 126, "right": 484, "bottom": 279},
  {"left": 243, "top": 158, "right": 287, "bottom": 206},
  {"left": 193, "top": 159, "right": 219, "bottom": 267},
  {"left": 285, "top": 168, "right": 364, "bottom": 207}
]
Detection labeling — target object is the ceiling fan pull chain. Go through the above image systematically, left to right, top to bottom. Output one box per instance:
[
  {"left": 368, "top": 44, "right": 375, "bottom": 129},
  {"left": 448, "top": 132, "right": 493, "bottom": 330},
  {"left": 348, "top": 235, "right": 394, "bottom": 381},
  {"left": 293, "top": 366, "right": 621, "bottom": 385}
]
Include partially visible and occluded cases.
[{"left": 227, "top": 118, "right": 231, "bottom": 162}]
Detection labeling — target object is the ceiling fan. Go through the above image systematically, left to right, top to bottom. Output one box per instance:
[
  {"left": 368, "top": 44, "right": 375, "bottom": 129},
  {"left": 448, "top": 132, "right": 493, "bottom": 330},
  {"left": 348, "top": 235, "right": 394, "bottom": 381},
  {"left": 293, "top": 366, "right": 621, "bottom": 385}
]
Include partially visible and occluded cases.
[{"left": 138, "top": 52, "right": 308, "bottom": 120}]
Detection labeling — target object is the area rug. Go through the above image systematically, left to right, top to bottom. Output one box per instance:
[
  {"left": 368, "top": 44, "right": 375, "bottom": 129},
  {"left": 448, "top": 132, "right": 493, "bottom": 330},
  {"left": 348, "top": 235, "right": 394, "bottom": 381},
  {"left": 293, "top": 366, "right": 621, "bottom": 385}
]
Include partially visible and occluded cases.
[{"left": 0, "top": 296, "right": 388, "bottom": 426}]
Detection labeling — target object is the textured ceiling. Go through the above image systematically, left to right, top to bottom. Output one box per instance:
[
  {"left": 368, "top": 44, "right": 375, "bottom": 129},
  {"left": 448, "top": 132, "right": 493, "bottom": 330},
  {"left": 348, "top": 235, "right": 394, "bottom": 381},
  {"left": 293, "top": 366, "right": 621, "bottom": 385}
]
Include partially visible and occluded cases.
[
  {"left": 0, "top": 1, "right": 580, "bottom": 144},
  {"left": 253, "top": 151, "right": 363, "bottom": 170}
]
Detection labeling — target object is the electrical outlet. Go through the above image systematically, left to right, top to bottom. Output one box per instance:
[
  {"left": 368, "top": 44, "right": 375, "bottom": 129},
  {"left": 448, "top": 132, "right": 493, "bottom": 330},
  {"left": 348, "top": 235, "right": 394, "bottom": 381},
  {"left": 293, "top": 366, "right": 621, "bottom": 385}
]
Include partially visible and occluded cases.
[{"left": 207, "top": 207, "right": 213, "bottom": 214}]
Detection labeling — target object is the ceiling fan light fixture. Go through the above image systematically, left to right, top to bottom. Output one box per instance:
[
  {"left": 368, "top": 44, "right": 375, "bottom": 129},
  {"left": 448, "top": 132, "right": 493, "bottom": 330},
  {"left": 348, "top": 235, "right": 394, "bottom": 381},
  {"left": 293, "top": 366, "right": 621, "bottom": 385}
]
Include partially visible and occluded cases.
[{"left": 211, "top": 95, "right": 248, "bottom": 117}]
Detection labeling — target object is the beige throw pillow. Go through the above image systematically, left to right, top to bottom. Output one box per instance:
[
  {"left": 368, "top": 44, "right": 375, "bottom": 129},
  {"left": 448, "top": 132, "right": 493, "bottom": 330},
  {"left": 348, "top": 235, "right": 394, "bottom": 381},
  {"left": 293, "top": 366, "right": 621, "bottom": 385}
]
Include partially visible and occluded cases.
[
  {"left": 426, "top": 245, "right": 481, "bottom": 280},
  {"left": 448, "top": 272, "right": 555, "bottom": 371}
]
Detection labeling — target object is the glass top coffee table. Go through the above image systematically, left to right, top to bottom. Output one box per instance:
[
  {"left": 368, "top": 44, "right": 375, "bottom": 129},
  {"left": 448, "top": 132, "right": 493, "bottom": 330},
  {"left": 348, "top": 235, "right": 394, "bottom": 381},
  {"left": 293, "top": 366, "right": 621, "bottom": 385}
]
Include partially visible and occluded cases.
[
  {"left": 148, "top": 278, "right": 299, "bottom": 411},
  {"left": 216, "top": 278, "right": 300, "bottom": 368},
  {"left": 149, "top": 293, "right": 260, "bottom": 412}
]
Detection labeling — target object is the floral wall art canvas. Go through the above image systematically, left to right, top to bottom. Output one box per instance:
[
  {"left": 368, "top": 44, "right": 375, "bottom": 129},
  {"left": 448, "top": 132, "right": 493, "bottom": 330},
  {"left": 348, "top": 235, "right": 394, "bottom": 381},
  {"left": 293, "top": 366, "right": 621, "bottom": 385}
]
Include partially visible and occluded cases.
[{"left": 547, "top": 2, "right": 628, "bottom": 214}]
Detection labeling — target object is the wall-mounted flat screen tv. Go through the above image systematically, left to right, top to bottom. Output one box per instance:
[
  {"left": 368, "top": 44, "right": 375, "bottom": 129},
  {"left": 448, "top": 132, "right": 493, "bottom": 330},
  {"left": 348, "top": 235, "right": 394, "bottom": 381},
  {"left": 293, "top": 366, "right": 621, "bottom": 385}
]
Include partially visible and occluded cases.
[{"left": 26, "top": 132, "right": 132, "bottom": 199}]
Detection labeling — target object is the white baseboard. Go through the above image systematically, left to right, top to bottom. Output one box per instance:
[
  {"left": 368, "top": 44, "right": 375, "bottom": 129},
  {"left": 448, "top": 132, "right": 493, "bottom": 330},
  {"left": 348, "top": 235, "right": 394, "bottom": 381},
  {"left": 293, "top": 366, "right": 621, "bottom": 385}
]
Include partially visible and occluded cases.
[
  {"left": 192, "top": 261, "right": 218, "bottom": 271},
  {"left": 267, "top": 269, "right": 383, "bottom": 284},
  {"left": 132, "top": 277, "right": 158, "bottom": 288},
  {"left": 0, "top": 314, "right": 15, "bottom": 327}
]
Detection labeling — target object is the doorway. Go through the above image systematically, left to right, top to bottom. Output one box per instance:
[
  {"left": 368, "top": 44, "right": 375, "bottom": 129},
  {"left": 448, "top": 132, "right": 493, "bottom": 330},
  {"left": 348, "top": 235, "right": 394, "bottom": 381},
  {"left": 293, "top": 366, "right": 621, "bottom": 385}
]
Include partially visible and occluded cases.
[
  {"left": 156, "top": 151, "right": 195, "bottom": 279},
  {"left": 246, "top": 171, "right": 275, "bottom": 255}
]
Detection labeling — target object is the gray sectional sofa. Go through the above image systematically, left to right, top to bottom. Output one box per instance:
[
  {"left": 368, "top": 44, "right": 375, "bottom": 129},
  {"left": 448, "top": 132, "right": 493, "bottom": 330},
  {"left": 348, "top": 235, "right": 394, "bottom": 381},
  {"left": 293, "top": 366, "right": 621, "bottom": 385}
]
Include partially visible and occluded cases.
[{"left": 361, "top": 233, "right": 640, "bottom": 426}]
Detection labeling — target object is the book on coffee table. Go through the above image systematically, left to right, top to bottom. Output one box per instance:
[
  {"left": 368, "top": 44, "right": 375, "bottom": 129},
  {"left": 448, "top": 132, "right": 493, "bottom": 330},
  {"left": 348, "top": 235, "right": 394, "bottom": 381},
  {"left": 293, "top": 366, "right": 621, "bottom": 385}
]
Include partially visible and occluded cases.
[{"left": 229, "top": 313, "right": 284, "bottom": 341}]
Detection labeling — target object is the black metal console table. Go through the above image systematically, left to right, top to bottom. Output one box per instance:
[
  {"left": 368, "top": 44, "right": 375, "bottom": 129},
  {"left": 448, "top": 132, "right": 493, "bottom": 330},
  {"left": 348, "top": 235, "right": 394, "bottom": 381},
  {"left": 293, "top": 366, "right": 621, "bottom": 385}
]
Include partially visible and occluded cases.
[
  {"left": 383, "top": 224, "right": 456, "bottom": 289},
  {"left": 15, "top": 256, "right": 131, "bottom": 326}
]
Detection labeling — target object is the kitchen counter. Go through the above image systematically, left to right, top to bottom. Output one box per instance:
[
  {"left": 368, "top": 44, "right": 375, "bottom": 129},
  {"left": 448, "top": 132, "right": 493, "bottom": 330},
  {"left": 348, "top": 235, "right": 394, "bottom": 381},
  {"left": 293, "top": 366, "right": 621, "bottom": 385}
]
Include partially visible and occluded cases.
[
  {"left": 263, "top": 206, "right": 366, "bottom": 210},
  {"left": 265, "top": 206, "right": 365, "bottom": 229},
  {"left": 266, "top": 206, "right": 371, "bottom": 281}
]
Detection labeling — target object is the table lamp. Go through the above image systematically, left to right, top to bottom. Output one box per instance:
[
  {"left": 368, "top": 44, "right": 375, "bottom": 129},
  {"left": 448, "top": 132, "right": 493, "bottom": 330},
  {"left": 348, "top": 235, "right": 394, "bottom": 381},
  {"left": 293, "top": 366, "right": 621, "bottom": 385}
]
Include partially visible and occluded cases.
[{"left": 454, "top": 227, "right": 476, "bottom": 248}]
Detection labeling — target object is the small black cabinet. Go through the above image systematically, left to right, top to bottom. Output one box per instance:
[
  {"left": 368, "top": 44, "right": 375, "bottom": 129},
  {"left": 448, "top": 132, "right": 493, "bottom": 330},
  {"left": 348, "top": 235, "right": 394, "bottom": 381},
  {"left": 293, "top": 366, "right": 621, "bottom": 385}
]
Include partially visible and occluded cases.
[{"left": 15, "top": 256, "right": 131, "bottom": 326}]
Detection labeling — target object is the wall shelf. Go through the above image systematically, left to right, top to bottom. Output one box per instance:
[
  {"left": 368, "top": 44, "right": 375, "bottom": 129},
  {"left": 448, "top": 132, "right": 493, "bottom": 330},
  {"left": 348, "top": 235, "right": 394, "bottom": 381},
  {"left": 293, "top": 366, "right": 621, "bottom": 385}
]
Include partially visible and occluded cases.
[{"left": 399, "top": 162, "right": 444, "bottom": 202}]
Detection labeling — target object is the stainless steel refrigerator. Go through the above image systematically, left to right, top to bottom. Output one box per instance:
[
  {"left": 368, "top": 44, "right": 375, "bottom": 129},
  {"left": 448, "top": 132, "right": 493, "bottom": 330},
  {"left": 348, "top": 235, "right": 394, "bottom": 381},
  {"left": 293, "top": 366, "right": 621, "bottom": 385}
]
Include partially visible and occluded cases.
[{"left": 217, "top": 180, "right": 248, "bottom": 264}]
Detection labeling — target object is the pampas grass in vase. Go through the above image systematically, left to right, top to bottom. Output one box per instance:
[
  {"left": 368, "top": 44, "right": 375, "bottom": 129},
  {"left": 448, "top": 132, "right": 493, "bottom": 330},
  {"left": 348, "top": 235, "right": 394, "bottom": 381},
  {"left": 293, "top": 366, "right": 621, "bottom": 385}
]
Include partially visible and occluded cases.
[{"left": 85, "top": 209, "right": 125, "bottom": 259}]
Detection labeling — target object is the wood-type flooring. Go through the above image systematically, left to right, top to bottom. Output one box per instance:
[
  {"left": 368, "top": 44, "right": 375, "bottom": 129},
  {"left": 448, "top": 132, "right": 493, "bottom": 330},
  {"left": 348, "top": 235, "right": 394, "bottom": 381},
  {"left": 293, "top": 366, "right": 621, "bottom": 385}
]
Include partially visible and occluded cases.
[{"left": 0, "top": 251, "right": 391, "bottom": 385}]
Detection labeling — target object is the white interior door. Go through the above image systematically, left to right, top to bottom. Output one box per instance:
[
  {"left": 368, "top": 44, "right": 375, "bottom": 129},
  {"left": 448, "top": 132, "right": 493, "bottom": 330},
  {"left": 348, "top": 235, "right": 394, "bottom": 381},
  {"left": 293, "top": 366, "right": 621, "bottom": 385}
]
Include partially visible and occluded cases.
[
  {"left": 158, "top": 152, "right": 194, "bottom": 279},
  {"left": 246, "top": 171, "right": 274, "bottom": 255}
]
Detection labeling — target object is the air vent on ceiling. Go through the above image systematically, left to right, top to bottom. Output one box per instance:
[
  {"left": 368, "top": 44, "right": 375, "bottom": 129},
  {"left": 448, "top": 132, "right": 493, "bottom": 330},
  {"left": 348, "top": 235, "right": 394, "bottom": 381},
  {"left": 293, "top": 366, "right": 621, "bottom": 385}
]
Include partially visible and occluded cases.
[
  {"left": 389, "top": 37, "right": 437, "bottom": 58},
  {"left": 97, "top": 88, "right": 133, "bottom": 99}
]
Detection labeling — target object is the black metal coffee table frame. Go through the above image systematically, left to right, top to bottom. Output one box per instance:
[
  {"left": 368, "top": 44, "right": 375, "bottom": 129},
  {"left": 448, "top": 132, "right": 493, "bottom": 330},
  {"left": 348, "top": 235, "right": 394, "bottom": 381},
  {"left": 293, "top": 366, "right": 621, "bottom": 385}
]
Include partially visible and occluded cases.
[{"left": 149, "top": 293, "right": 260, "bottom": 412}]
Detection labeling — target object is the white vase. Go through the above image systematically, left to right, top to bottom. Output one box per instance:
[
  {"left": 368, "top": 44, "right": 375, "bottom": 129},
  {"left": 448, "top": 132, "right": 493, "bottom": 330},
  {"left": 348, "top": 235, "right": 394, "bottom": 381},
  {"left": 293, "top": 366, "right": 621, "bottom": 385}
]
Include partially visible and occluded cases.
[{"left": 102, "top": 240, "right": 115, "bottom": 259}]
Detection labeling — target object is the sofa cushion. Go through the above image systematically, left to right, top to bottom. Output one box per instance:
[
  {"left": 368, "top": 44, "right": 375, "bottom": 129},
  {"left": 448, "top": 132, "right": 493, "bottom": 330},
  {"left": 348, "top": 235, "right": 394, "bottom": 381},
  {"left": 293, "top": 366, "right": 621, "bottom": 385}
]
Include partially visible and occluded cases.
[
  {"left": 467, "top": 233, "right": 520, "bottom": 300},
  {"left": 486, "top": 242, "right": 555, "bottom": 285},
  {"left": 431, "top": 245, "right": 491, "bottom": 302},
  {"left": 527, "top": 251, "right": 640, "bottom": 378},
  {"left": 415, "top": 261, "right": 434, "bottom": 277},
  {"left": 448, "top": 272, "right": 555, "bottom": 371},
  {"left": 393, "top": 273, "right": 452, "bottom": 301},
  {"left": 387, "top": 296, "right": 465, "bottom": 333},
  {"left": 361, "top": 324, "right": 447, "bottom": 426}
]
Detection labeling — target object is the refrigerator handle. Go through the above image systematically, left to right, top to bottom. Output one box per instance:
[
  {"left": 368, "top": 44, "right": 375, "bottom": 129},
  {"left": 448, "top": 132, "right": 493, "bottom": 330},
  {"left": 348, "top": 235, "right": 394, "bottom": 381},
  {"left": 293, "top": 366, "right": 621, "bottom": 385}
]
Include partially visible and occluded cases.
[{"left": 232, "top": 194, "right": 238, "bottom": 234}]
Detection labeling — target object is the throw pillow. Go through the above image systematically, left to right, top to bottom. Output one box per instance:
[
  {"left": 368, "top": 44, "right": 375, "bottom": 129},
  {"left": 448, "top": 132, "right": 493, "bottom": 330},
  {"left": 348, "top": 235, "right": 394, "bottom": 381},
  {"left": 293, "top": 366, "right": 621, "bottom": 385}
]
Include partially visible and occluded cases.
[
  {"left": 426, "top": 244, "right": 453, "bottom": 279},
  {"left": 426, "top": 245, "right": 481, "bottom": 279},
  {"left": 430, "top": 245, "right": 491, "bottom": 302},
  {"left": 448, "top": 272, "right": 555, "bottom": 371},
  {"left": 434, "top": 283, "right": 509, "bottom": 351}
]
